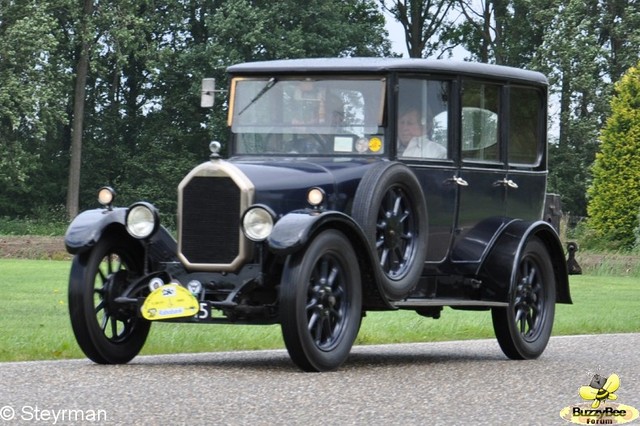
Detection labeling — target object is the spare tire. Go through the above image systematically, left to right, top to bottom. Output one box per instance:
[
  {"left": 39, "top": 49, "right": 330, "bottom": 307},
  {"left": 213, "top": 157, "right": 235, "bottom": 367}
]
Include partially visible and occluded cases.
[{"left": 352, "top": 162, "right": 428, "bottom": 300}]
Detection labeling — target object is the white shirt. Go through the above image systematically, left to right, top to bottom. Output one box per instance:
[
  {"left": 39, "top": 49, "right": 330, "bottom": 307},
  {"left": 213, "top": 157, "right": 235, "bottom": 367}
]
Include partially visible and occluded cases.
[{"left": 400, "top": 136, "right": 447, "bottom": 159}]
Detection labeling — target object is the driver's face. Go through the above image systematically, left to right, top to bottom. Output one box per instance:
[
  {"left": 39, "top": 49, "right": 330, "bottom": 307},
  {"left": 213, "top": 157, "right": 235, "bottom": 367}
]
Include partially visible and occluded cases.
[{"left": 398, "top": 110, "right": 423, "bottom": 146}]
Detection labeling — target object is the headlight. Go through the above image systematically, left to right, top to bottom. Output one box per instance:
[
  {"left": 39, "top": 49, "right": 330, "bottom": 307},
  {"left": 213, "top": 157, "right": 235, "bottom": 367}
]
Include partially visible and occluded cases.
[
  {"left": 97, "top": 186, "right": 115, "bottom": 208},
  {"left": 307, "top": 187, "right": 325, "bottom": 207},
  {"left": 126, "top": 202, "right": 159, "bottom": 239},
  {"left": 242, "top": 206, "right": 275, "bottom": 241}
]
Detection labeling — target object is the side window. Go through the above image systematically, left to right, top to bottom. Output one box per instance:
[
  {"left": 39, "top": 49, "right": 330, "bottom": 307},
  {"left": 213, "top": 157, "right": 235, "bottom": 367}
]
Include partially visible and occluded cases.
[
  {"left": 397, "top": 79, "right": 449, "bottom": 159},
  {"left": 461, "top": 81, "right": 500, "bottom": 162},
  {"left": 509, "top": 87, "right": 542, "bottom": 165}
]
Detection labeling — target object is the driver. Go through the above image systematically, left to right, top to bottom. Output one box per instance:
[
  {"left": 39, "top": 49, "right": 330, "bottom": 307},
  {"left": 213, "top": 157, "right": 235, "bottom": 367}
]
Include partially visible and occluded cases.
[
  {"left": 288, "top": 90, "right": 343, "bottom": 154},
  {"left": 397, "top": 106, "right": 446, "bottom": 159}
]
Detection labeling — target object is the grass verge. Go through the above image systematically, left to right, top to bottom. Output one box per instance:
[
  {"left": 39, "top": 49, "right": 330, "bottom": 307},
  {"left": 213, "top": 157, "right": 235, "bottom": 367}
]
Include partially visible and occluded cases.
[{"left": 1, "top": 259, "right": 638, "bottom": 362}]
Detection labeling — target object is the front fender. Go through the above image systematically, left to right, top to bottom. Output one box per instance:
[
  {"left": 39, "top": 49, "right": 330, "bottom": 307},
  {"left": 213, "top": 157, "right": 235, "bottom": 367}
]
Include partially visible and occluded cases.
[
  {"left": 65, "top": 207, "right": 179, "bottom": 264},
  {"left": 64, "top": 208, "right": 127, "bottom": 255},
  {"left": 267, "top": 210, "right": 393, "bottom": 309},
  {"left": 268, "top": 210, "right": 364, "bottom": 255},
  {"left": 479, "top": 220, "right": 571, "bottom": 304}
]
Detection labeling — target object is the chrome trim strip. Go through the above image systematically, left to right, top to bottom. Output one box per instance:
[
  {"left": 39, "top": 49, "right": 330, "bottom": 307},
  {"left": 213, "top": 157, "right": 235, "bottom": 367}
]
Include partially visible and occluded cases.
[{"left": 392, "top": 299, "right": 508, "bottom": 308}]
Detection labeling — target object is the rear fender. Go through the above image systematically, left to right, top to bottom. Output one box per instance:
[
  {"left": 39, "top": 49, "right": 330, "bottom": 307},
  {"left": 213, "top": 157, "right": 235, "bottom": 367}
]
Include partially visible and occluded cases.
[{"left": 478, "top": 220, "right": 571, "bottom": 304}]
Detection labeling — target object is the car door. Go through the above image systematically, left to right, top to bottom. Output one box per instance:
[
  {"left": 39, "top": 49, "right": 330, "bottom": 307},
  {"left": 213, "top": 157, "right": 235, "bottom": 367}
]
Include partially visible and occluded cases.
[
  {"left": 396, "top": 78, "right": 457, "bottom": 264},
  {"left": 451, "top": 80, "right": 509, "bottom": 264},
  {"left": 505, "top": 85, "right": 548, "bottom": 222}
]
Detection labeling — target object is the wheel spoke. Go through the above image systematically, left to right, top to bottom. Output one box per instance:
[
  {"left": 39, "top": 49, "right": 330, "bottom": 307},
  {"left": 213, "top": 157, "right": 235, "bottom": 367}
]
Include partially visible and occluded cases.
[
  {"left": 392, "top": 192, "right": 402, "bottom": 215},
  {"left": 398, "top": 208, "right": 410, "bottom": 225},
  {"left": 393, "top": 246, "right": 405, "bottom": 264},
  {"left": 379, "top": 247, "right": 389, "bottom": 267},
  {"left": 105, "top": 255, "right": 114, "bottom": 275},
  {"left": 319, "top": 258, "right": 329, "bottom": 281},
  {"left": 327, "top": 266, "right": 338, "bottom": 287},
  {"left": 332, "top": 285, "right": 344, "bottom": 300},
  {"left": 305, "top": 296, "right": 319, "bottom": 311},
  {"left": 329, "top": 306, "right": 342, "bottom": 322},
  {"left": 515, "top": 308, "right": 524, "bottom": 329},
  {"left": 308, "top": 310, "right": 320, "bottom": 333},
  {"left": 526, "top": 311, "right": 535, "bottom": 332},
  {"left": 100, "top": 312, "right": 110, "bottom": 333},
  {"left": 313, "top": 315, "right": 322, "bottom": 342},
  {"left": 318, "top": 315, "right": 332, "bottom": 344},
  {"left": 110, "top": 317, "right": 118, "bottom": 338}
]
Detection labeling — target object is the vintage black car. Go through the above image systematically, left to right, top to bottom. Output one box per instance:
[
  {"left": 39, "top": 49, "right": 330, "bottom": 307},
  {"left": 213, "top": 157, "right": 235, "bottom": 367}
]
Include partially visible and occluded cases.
[{"left": 65, "top": 58, "right": 572, "bottom": 372}]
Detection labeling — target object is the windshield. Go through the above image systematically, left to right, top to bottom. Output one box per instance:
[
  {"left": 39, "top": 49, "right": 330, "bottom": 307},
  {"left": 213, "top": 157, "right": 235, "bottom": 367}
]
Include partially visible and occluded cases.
[{"left": 229, "top": 77, "right": 386, "bottom": 155}]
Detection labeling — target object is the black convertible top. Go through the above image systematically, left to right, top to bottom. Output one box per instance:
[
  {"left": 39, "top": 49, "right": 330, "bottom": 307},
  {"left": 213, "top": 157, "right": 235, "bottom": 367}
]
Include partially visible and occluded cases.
[{"left": 227, "top": 57, "right": 547, "bottom": 86}]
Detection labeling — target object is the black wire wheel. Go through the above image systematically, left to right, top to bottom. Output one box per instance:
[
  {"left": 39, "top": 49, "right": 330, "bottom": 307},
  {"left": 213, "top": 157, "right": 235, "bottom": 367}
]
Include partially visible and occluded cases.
[
  {"left": 352, "top": 162, "right": 428, "bottom": 300},
  {"left": 280, "top": 230, "right": 362, "bottom": 372},
  {"left": 68, "top": 234, "right": 150, "bottom": 364},
  {"left": 492, "top": 237, "right": 556, "bottom": 359}
]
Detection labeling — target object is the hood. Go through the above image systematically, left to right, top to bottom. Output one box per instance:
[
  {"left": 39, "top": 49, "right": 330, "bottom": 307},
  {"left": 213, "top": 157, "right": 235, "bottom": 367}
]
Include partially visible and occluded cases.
[{"left": 231, "top": 157, "right": 377, "bottom": 215}]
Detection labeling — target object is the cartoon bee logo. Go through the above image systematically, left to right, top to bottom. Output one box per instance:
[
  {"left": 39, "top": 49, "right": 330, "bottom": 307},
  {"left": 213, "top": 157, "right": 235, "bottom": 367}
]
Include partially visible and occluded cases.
[{"left": 579, "top": 373, "right": 620, "bottom": 408}]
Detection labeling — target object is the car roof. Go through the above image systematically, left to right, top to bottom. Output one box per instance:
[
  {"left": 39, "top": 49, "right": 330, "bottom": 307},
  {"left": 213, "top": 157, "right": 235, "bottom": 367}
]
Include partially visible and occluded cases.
[{"left": 227, "top": 57, "right": 548, "bottom": 86}]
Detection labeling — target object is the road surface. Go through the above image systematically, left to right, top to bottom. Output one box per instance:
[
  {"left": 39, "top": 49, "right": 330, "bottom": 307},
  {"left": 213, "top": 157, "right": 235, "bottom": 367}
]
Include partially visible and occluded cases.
[{"left": 1, "top": 334, "right": 639, "bottom": 425}]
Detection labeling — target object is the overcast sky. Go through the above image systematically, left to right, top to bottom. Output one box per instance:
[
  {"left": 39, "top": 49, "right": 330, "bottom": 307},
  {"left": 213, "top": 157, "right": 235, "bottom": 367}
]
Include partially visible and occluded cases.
[{"left": 384, "top": 13, "right": 408, "bottom": 57}]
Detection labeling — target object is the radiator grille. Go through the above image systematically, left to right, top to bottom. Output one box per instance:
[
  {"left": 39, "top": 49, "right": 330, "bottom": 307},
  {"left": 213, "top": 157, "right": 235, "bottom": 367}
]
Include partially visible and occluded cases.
[{"left": 180, "top": 176, "right": 240, "bottom": 265}]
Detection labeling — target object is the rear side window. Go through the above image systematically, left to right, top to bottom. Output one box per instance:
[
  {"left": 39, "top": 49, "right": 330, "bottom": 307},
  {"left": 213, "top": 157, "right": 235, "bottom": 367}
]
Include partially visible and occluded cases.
[
  {"left": 461, "top": 81, "right": 500, "bottom": 163},
  {"left": 509, "top": 87, "right": 542, "bottom": 165}
]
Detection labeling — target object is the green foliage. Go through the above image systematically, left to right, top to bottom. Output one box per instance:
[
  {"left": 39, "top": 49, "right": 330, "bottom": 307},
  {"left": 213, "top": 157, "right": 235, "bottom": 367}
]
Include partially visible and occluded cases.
[
  {"left": 0, "top": 0, "right": 390, "bottom": 221},
  {"left": 2, "top": 0, "right": 640, "bottom": 231},
  {"left": 0, "top": 1, "right": 70, "bottom": 216},
  {"left": 587, "top": 63, "right": 640, "bottom": 250},
  {"left": 0, "top": 206, "right": 68, "bottom": 236},
  {"left": 635, "top": 208, "right": 640, "bottom": 252}
]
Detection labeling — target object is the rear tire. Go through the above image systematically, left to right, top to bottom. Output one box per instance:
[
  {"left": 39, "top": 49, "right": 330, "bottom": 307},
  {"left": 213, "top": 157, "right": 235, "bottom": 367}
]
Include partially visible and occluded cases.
[
  {"left": 280, "top": 230, "right": 362, "bottom": 372},
  {"left": 492, "top": 237, "right": 556, "bottom": 359}
]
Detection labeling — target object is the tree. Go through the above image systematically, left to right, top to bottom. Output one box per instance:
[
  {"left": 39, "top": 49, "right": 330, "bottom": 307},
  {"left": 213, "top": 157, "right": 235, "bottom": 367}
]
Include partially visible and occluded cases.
[
  {"left": 0, "top": 0, "right": 392, "bottom": 223},
  {"left": 67, "top": 0, "right": 94, "bottom": 219},
  {"left": 75, "top": 0, "right": 392, "bottom": 222},
  {"left": 379, "top": 0, "right": 452, "bottom": 58},
  {"left": 534, "top": 0, "right": 640, "bottom": 217},
  {"left": 0, "top": 2, "right": 67, "bottom": 216},
  {"left": 586, "top": 63, "right": 640, "bottom": 250}
]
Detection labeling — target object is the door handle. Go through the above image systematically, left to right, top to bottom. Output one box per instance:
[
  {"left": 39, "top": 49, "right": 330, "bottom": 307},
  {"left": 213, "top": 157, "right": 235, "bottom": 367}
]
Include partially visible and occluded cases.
[
  {"left": 446, "top": 176, "right": 469, "bottom": 187},
  {"left": 493, "top": 178, "right": 518, "bottom": 189}
]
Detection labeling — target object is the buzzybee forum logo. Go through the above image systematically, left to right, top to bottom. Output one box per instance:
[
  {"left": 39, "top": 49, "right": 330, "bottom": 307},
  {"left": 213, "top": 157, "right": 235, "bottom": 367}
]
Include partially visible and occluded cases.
[{"left": 560, "top": 373, "right": 639, "bottom": 424}]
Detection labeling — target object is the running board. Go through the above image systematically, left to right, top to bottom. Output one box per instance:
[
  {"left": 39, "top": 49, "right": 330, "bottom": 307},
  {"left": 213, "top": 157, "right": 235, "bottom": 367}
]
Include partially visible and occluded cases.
[{"left": 392, "top": 298, "right": 508, "bottom": 308}]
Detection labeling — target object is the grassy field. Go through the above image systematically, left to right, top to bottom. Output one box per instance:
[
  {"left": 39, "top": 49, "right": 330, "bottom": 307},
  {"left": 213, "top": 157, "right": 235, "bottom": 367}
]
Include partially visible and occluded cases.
[{"left": 1, "top": 259, "right": 638, "bottom": 362}]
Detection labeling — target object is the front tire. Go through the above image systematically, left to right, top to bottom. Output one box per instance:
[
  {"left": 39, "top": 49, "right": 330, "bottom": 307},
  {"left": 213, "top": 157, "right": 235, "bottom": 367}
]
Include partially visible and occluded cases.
[
  {"left": 280, "top": 230, "right": 362, "bottom": 372},
  {"left": 68, "top": 235, "right": 150, "bottom": 364},
  {"left": 492, "top": 237, "right": 556, "bottom": 359}
]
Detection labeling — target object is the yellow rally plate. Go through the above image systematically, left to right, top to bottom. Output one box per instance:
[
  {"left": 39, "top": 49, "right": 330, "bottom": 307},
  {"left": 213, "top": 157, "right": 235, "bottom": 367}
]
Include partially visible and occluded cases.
[{"left": 141, "top": 284, "right": 199, "bottom": 320}]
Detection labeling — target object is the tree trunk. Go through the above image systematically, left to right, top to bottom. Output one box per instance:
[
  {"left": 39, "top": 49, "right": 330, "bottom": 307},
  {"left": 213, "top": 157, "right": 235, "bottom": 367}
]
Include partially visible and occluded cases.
[{"left": 66, "top": 0, "right": 93, "bottom": 219}]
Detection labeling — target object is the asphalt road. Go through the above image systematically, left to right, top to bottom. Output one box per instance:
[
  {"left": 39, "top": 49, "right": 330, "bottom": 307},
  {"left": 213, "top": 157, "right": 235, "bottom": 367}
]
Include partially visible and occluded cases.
[{"left": 1, "top": 334, "right": 639, "bottom": 425}]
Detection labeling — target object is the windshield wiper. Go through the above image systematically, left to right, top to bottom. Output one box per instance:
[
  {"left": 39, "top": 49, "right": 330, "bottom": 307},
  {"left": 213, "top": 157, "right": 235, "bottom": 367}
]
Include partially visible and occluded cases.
[{"left": 237, "top": 78, "right": 277, "bottom": 116}]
